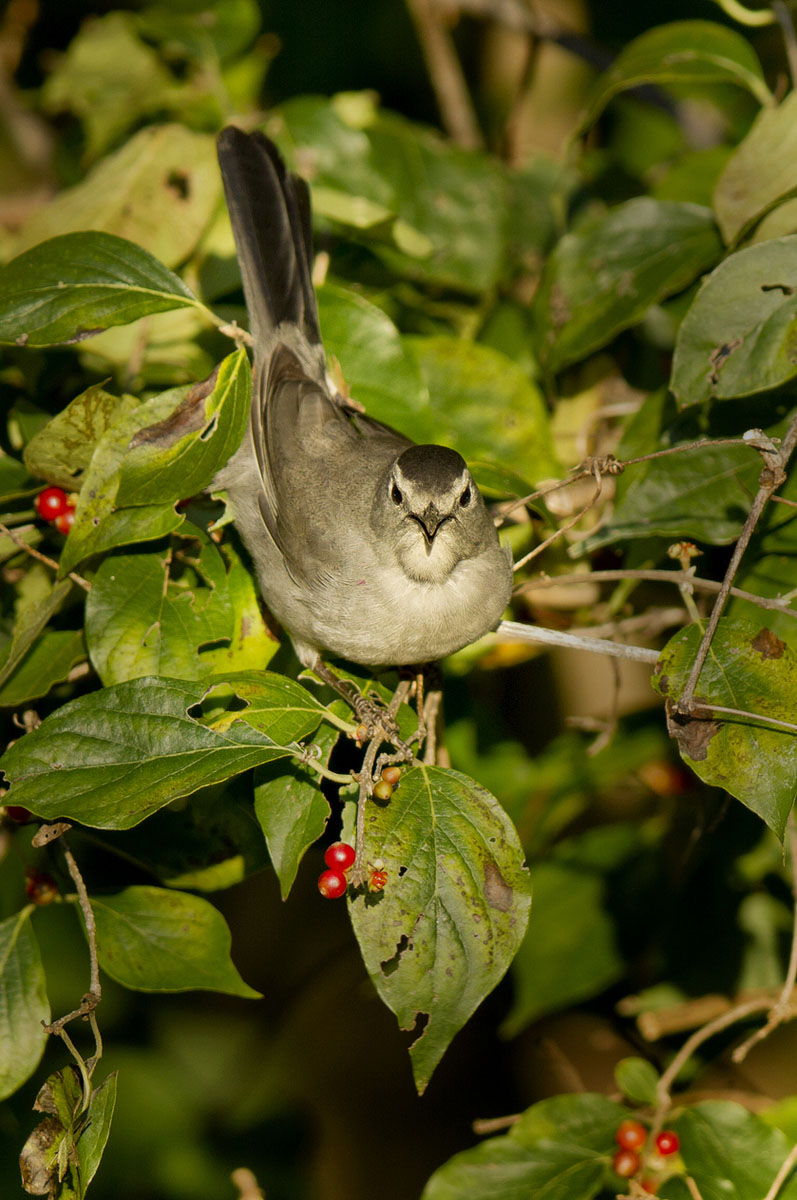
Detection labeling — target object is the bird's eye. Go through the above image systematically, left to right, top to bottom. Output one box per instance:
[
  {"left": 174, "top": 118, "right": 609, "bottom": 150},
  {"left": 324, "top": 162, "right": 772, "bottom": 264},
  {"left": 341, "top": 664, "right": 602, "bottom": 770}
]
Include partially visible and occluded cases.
[
  {"left": 390, "top": 482, "right": 403, "bottom": 505},
  {"left": 459, "top": 485, "right": 472, "bottom": 507}
]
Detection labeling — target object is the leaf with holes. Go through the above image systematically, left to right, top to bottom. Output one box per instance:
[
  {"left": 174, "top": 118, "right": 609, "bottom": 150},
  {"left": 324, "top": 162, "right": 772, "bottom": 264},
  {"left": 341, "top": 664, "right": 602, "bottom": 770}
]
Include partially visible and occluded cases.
[
  {"left": 671, "top": 236, "right": 797, "bottom": 407},
  {"left": 116, "top": 347, "right": 250, "bottom": 505},
  {"left": 652, "top": 618, "right": 797, "bottom": 838},
  {"left": 0, "top": 672, "right": 327, "bottom": 829},
  {"left": 348, "top": 765, "right": 531, "bottom": 1093}
]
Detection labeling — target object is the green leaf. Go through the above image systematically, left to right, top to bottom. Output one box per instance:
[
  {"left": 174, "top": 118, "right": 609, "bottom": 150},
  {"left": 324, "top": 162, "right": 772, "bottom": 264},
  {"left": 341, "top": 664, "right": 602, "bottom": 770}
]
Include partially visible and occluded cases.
[
  {"left": 40, "top": 13, "right": 174, "bottom": 160},
  {"left": 577, "top": 20, "right": 772, "bottom": 133},
  {"left": 714, "top": 91, "right": 797, "bottom": 246},
  {"left": 277, "top": 95, "right": 511, "bottom": 291},
  {"left": 11, "top": 124, "right": 222, "bottom": 268},
  {"left": 534, "top": 198, "right": 721, "bottom": 374},
  {"left": 0, "top": 231, "right": 203, "bottom": 348},
  {"left": 671, "top": 236, "right": 797, "bottom": 407},
  {"left": 316, "top": 283, "right": 428, "bottom": 420},
  {"left": 406, "top": 336, "right": 559, "bottom": 488},
  {"left": 116, "top": 348, "right": 250, "bottom": 505},
  {"left": 23, "top": 382, "right": 138, "bottom": 492},
  {"left": 58, "top": 384, "right": 196, "bottom": 576},
  {"left": 595, "top": 437, "right": 760, "bottom": 547},
  {"left": 0, "top": 451, "right": 37, "bottom": 503},
  {"left": 85, "top": 530, "right": 233, "bottom": 685},
  {"left": 0, "top": 575, "right": 73, "bottom": 692},
  {"left": 653, "top": 619, "right": 797, "bottom": 837},
  {"left": 0, "top": 629, "right": 85, "bottom": 707},
  {"left": 0, "top": 672, "right": 326, "bottom": 829},
  {"left": 254, "top": 721, "right": 338, "bottom": 898},
  {"left": 349, "top": 764, "right": 531, "bottom": 1093},
  {"left": 95, "top": 782, "right": 269, "bottom": 890},
  {"left": 503, "top": 862, "right": 623, "bottom": 1035},
  {"left": 91, "top": 885, "right": 260, "bottom": 996},
  {"left": 0, "top": 910, "right": 50, "bottom": 1101},
  {"left": 614, "top": 1057, "right": 660, "bottom": 1106},
  {"left": 19, "top": 1067, "right": 117, "bottom": 1199},
  {"left": 76, "top": 1073, "right": 117, "bottom": 1192},
  {"left": 422, "top": 1093, "right": 627, "bottom": 1199},
  {"left": 674, "top": 1101, "right": 797, "bottom": 1199}
]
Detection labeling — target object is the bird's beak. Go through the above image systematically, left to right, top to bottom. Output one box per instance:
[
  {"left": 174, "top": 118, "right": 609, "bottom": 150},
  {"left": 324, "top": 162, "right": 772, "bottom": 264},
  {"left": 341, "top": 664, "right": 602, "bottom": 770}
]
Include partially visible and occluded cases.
[{"left": 412, "top": 504, "right": 449, "bottom": 546}]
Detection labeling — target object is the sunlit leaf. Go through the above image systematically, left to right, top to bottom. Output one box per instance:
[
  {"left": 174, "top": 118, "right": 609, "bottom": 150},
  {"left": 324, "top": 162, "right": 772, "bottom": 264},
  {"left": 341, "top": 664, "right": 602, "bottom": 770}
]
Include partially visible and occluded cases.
[
  {"left": 578, "top": 20, "right": 771, "bottom": 133},
  {"left": 714, "top": 90, "right": 797, "bottom": 246},
  {"left": 0, "top": 232, "right": 203, "bottom": 348},
  {"left": 671, "top": 236, "right": 797, "bottom": 407},
  {"left": 653, "top": 618, "right": 797, "bottom": 837},
  {"left": 0, "top": 672, "right": 326, "bottom": 829}
]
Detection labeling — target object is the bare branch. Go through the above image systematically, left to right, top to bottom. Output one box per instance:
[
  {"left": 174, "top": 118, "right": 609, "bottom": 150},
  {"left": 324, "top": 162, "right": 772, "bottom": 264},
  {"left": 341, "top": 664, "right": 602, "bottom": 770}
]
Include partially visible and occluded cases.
[
  {"left": 405, "top": 0, "right": 484, "bottom": 149},
  {"left": 674, "top": 411, "right": 797, "bottom": 717},
  {"left": 0, "top": 521, "right": 90, "bottom": 590},
  {"left": 516, "top": 568, "right": 797, "bottom": 620},
  {"left": 495, "top": 619, "right": 659, "bottom": 664},
  {"left": 733, "top": 813, "right": 797, "bottom": 1063},
  {"left": 763, "top": 1142, "right": 797, "bottom": 1200}
]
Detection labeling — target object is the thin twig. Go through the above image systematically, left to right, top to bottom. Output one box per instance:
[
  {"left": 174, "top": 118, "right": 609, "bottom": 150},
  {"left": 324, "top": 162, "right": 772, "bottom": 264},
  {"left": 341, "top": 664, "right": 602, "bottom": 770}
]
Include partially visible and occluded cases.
[
  {"left": 405, "top": 0, "right": 484, "bottom": 148},
  {"left": 674, "top": 411, "right": 797, "bottom": 717},
  {"left": 500, "top": 438, "right": 764, "bottom": 524},
  {"left": 512, "top": 461, "right": 606, "bottom": 571},
  {"left": 0, "top": 521, "right": 90, "bottom": 590},
  {"left": 516, "top": 569, "right": 797, "bottom": 620},
  {"left": 495, "top": 619, "right": 660, "bottom": 663},
  {"left": 689, "top": 701, "right": 797, "bottom": 736},
  {"left": 733, "top": 813, "right": 797, "bottom": 1063},
  {"left": 654, "top": 996, "right": 775, "bottom": 1117},
  {"left": 472, "top": 1113, "right": 522, "bottom": 1135},
  {"left": 763, "top": 1142, "right": 797, "bottom": 1200},
  {"left": 685, "top": 1177, "right": 706, "bottom": 1200}
]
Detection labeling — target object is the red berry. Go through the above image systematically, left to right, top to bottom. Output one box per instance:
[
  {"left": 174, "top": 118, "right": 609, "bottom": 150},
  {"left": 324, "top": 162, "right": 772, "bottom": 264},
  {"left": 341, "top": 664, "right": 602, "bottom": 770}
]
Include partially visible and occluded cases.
[
  {"left": 34, "top": 487, "right": 69, "bottom": 521},
  {"left": 54, "top": 506, "right": 76, "bottom": 534},
  {"left": 4, "top": 805, "right": 32, "bottom": 824},
  {"left": 324, "top": 842, "right": 355, "bottom": 872},
  {"left": 317, "top": 868, "right": 347, "bottom": 899},
  {"left": 25, "top": 870, "right": 58, "bottom": 906},
  {"left": 616, "top": 1119, "right": 647, "bottom": 1151},
  {"left": 655, "top": 1130, "right": 679, "bottom": 1156},
  {"left": 612, "top": 1148, "right": 640, "bottom": 1179},
  {"left": 641, "top": 1181, "right": 657, "bottom": 1194}
]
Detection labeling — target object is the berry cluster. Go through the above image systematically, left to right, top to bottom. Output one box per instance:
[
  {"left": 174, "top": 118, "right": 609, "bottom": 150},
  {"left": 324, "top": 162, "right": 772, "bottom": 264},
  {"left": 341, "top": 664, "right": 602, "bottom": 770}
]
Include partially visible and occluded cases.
[
  {"left": 34, "top": 486, "right": 76, "bottom": 534},
  {"left": 373, "top": 764, "right": 401, "bottom": 801},
  {"left": 317, "top": 842, "right": 356, "bottom": 899},
  {"left": 611, "top": 1119, "right": 680, "bottom": 1188}
]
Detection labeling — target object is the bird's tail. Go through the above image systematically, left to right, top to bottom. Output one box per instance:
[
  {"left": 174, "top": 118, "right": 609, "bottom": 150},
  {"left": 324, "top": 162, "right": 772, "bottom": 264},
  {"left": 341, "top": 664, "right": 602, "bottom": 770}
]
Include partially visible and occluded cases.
[{"left": 216, "top": 126, "right": 323, "bottom": 370}]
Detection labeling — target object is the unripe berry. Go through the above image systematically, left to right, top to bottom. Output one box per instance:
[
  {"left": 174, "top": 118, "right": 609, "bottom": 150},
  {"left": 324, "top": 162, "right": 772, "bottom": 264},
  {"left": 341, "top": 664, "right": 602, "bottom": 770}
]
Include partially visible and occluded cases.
[
  {"left": 54, "top": 506, "right": 76, "bottom": 534},
  {"left": 381, "top": 765, "right": 402, "bottom": 787},
  {"left": 373, "top": 779, "right": 392, "bottom": 801},
  {"left": 25, "top": 870, "right": 58, "bottom": 906},
  {"left": 616, "top": 1119, "right": 646, "bottom": 1151},
  {"left": 612, "top": 1149, "right": 640, "bottom": 1179}
]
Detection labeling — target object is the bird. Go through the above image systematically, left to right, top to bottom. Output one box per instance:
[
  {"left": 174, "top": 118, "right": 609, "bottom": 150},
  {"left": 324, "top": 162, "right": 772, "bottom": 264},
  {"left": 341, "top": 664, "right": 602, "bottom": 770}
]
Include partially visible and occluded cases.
[{"left": 214, "top": 126, "right": 513, "bottom": 676}]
